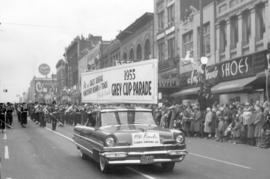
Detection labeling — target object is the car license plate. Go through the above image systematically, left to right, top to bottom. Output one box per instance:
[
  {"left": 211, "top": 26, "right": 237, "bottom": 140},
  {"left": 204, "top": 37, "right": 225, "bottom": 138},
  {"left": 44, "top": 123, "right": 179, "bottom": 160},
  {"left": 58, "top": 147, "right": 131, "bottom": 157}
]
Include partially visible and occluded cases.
[{"left": 140, "top": 155, "right": 154, "bottom": 164}]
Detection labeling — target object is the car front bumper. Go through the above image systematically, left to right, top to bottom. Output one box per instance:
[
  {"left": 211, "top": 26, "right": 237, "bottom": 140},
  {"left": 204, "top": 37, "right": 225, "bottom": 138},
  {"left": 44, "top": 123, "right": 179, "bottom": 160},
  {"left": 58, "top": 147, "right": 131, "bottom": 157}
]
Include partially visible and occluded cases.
[{"left": 100, "top": 149, "right": 188, "bottom": 165}]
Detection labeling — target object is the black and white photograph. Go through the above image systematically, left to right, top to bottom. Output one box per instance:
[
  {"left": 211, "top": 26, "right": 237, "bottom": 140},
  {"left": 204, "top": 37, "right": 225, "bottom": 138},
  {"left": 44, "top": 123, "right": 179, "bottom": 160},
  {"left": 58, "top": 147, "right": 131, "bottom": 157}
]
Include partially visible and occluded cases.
[{"left": 1, "top": 0, "right": 270, "bottom": 178}]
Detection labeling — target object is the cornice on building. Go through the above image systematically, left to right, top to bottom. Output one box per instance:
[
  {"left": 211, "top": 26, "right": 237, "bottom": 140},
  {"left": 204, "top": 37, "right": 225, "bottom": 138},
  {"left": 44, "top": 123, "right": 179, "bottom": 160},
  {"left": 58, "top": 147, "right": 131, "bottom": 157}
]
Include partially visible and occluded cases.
[{"left": 116, "top": 12, "right": 154, "bottom": 41}]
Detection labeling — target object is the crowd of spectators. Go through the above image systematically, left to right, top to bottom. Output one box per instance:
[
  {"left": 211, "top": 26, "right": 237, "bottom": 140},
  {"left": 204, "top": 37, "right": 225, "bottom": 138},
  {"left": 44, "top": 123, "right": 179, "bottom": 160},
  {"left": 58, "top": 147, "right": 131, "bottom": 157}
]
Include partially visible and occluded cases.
[
  {"left": 25, "top": 100, "right": 270, "bottom": 149},
  {"left": 153, "top": 101, "right": 270, "bottom": 149}
]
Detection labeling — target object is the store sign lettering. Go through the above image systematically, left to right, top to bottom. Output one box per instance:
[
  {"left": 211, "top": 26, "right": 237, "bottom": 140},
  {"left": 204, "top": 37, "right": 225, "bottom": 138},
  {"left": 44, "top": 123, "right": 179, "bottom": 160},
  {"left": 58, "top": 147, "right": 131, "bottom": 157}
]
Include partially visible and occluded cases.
[
  {"left": 221, "top": 57, "right": 249, "bottom": 78},
  {"left": 187, "top": 66, "right": 219, "bottom": 86},
  {"left": 206, "top": 66, "right": 218, "bottom": 80},
  {"left": 187, "top": 71, "right": 200, "bottom": 85},
  {"left": 159, "top": 79, "right": 178, "bottom": 88}
]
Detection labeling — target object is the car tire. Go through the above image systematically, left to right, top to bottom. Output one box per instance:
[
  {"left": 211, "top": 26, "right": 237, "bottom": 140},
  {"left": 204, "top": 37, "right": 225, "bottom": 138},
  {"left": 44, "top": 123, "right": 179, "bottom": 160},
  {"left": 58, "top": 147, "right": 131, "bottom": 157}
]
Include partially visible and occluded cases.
[
  {"left": 80, "top": 151, "right": 87, "bottom": 160},
  {"left": 99, "top": 156, "right": 110, "bottom": 173},
  {"left": 161, "top": 162, "right": 175, "bottom": 172}
]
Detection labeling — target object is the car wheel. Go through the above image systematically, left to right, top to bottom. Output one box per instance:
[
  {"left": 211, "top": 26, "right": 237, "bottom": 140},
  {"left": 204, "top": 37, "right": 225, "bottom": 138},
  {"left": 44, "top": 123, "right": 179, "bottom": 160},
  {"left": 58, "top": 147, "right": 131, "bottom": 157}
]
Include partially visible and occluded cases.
[
  {"left": 80, "top": 151, "right": 87, "bottom": 160},
  {"left": 99, "top": 156, "right": 110, "bottom": 173},
  {"left": 161, "top": 162, "right": 175, "bottom": 172}
]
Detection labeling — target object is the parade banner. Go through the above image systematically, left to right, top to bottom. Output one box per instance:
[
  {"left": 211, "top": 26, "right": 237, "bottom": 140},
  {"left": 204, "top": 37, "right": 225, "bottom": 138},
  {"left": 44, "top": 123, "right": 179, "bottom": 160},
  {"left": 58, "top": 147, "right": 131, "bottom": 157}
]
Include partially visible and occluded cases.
[{"left": 81, "top": 59, "right": 158, "bottom": 104}]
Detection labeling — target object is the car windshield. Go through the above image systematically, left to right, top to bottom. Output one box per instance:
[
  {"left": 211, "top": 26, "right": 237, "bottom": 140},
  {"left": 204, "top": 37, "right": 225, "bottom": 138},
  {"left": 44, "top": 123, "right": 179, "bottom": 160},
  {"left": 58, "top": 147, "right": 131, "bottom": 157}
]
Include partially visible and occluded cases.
[{"left": 100, "top": 111, "right": 156, "bottom": 127}]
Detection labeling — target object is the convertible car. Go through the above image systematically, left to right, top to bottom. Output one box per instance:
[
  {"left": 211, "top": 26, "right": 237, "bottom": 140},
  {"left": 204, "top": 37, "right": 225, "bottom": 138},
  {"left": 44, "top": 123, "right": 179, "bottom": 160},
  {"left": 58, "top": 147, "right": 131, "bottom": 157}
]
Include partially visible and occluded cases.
[{"left": 73, "top": 106, "right": 187, "bottom": 173}]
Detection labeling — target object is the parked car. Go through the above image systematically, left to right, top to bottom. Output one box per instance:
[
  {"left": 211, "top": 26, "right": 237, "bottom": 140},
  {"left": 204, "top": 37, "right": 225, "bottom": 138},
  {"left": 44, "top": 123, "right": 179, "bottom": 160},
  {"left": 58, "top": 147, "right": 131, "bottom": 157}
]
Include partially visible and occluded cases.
[{"left": 73, "top": 106, "right": 187, "bottom": 173}]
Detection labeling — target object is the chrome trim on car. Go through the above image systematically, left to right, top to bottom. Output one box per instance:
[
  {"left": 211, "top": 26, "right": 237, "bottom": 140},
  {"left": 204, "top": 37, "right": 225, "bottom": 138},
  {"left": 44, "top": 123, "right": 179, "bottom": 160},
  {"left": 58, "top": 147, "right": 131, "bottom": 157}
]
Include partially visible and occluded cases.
[
  {"left": 73, "top": 133, "right": 104, "bottom": 147},
  {"left": 76, "top": 142, "right": 93, "bottom": 154},
  {"left": 104, "top": 143, "right": 185, "bottom": 150},
  {"left": 128, "top": 149, "right": 188, "bottom": 155},
  {"left": 108, "top": 158, "right": 183, "bottom": 164}
]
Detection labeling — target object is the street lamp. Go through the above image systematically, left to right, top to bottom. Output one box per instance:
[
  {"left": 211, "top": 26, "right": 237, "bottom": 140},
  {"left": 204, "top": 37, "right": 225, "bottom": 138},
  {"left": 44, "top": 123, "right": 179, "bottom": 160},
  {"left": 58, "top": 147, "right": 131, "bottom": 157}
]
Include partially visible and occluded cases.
[{"left": 200, "top": 57, "right": 208, "bottom": 66}]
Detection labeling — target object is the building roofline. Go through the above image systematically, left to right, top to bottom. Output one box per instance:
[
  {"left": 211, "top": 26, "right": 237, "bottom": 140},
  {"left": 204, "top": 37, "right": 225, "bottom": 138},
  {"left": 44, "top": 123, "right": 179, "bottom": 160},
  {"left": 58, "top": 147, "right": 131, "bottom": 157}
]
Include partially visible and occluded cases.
[{"left": 116, "top": 12, "right": 153, "bottom": 40}]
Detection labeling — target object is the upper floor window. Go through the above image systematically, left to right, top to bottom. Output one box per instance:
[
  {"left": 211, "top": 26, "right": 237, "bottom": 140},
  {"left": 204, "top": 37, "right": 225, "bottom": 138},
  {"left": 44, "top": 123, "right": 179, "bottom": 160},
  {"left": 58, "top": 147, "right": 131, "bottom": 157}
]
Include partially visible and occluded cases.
[
  {"left": 255, "top": 3, "right": 265, "bottom": 41},
  {"left": 167, "top": 4, "right": 175, "bottom": 27},
  {"left": 242, "top": 10, "right": 251, "bottom": 46},
  {"left": 158, "top": 11, "right": 165, "bottom": 30},
  {"left": 230, "top": 16, "right": 238, "bottom": 49},
  {"left": 219, "top": 21, "right": 227, "bottom": 53},
  {"left": 198, "top": 23, "right": 210, "bottom": 56},
  {"left": 182, "top": 31, "right": 193, "bottom": 58},
  {"left": 167, "top": 37, "right": 175, "bottom": 59},
  {"left": 144, "top": 39, "right": 151, "bottom": 60},
  {"left": 158, "top": 40, "right": 165, "bottom": 61},
  {"left": 136, "top": 44, "right": 142, "bottom": 61},
  {"left": 129, "top": 49, "right": 134, "bottom": 61},
  {"left": 123, "top": 53, "right": 127, "bottom": 61}
]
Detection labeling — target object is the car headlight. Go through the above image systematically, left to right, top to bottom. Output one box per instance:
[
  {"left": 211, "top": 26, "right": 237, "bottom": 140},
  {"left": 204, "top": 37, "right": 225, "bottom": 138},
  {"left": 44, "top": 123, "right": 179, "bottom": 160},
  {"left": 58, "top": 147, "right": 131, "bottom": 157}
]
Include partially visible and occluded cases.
[
  {"left": 175, "top": 134, "right": 184, "bottom": 144},
  {"left": 105, "top": 137, "right": 115, "bottom": 147}
]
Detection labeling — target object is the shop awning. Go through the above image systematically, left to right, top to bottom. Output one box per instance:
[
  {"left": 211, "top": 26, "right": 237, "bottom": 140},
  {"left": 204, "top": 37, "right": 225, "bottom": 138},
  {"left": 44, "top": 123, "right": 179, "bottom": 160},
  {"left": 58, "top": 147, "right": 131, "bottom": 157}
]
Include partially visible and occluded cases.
[
  {"left": 211, "top": 76, "right": 257, "bottom": 94},
  {"left": 170, "top": 87, "right": 200, "bottom": 97}
]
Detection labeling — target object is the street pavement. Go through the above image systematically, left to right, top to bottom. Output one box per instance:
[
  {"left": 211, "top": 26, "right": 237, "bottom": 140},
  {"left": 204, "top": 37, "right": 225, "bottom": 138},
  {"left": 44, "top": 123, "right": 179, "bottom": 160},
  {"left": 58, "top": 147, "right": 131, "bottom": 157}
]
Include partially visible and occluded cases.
[{"left": 1, "top": 114, "right": 270, "bottom": 179}]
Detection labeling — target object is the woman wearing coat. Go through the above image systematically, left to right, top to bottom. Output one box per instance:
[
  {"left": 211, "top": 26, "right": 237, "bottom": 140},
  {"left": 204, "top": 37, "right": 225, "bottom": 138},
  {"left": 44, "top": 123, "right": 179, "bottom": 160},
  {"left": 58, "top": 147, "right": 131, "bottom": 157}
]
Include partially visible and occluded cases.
[
  {"left": 254, "top": 106, "right": 264, "bottom": 147},
  {"left": 193, "top": 107, "right": 202, "bottom": 137},
  {"left": 204, "top": 107, "right": 213, "bottom": 138},
  {"left": 247, "top": 107, "right": 255, "bottom": 145}
]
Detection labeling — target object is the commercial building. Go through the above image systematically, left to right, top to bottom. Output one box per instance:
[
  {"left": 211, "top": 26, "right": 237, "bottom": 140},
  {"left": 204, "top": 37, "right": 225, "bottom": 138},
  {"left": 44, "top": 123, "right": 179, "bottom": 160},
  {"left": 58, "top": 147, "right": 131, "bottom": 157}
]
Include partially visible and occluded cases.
[
  {"left": 154, "top": 0, "right": 181, "bottom": 100},
  {"left": 172, "top": 0, "right": 270, "bottom": 105},
  {"left": 172, "top": 0, "right": 215, "bottom": 104},
  {"left": 212, "top": 0, "right": 270, "bottom": 104},
  {"left": 117, "top": 12, "right": 155, "bottom": 63},
  {"left": 64, "top": 34, "right": 102, "bottom": 104},
  {"left": 64, "top": 35, "right": 102, "bottom": 89},
  {"left": 99, "top": 39, "right": 121, "bottom": 68},
  {"left": 55, "top": 59, "right": 68, "bottom": 103},
  {"left": 28, "top": 75, "right": 57, "bottom": 104}
]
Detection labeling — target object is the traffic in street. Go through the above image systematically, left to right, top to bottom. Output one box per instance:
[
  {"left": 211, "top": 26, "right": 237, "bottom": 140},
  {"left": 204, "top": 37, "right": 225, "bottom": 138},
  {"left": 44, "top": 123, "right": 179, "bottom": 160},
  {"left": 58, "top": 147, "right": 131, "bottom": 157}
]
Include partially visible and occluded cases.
[{"left": 1, "top": 114, "right": 270, "bottom": 179}]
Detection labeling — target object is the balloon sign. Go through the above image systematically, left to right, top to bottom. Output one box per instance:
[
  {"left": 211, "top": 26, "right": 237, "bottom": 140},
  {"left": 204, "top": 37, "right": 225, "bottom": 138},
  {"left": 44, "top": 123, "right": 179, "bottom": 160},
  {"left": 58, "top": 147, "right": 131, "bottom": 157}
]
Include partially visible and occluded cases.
[{"left": 39, "top": 63, "right": 51, "bottom": 76}]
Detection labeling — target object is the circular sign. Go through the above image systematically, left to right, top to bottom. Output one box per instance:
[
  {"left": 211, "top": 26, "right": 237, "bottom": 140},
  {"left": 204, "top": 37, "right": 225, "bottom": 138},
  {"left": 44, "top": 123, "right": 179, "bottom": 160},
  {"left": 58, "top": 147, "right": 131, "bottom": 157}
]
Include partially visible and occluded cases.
[{"left": 39, "top": 63, "right": 50, "bottom": 76}]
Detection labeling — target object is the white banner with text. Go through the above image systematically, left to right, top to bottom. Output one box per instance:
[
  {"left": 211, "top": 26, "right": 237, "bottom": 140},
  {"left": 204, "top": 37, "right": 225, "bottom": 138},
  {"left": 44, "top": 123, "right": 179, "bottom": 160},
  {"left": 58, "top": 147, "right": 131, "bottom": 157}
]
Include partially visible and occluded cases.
[{"left": 81, "top": 59, "right": 158, "bottom": 104}]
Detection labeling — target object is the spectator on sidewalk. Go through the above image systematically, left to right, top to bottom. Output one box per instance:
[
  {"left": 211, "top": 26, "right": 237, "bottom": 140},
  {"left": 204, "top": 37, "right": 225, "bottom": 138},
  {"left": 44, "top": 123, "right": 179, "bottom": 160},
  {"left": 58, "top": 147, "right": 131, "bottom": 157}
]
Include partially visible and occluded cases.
[
  {"left": 254, "top": 105, "right": 264, "bottom": 147},
  {"left": 193, "top": 106, "right": 202, "bottom": 137},
  {"left": 204, "top": 107, "right": 213, "bottom": 138},
  {"left": 216, "top": 110, "right": 225, "bottom": 142},
  {"left": 261, "top": 111, "right": 270, "bottom": 148},
  {"left": 232, "top": 115, "right": 241, "bottom": 144}
]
